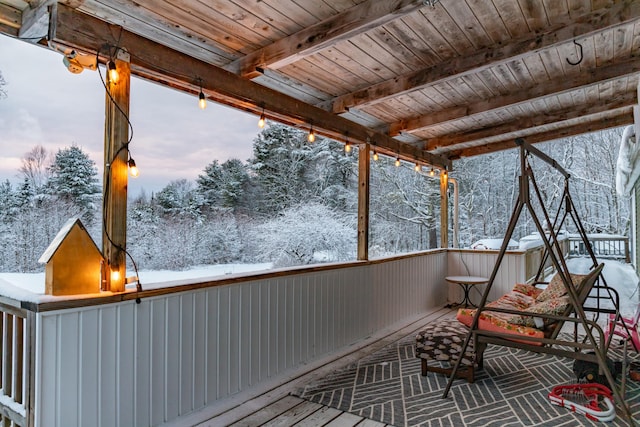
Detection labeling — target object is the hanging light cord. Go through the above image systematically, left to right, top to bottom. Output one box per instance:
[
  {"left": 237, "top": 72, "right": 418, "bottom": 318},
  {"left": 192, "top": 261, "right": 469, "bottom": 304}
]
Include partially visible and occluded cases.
[{"left": 97, "top": 48, "right": 143, "bottom": 302}]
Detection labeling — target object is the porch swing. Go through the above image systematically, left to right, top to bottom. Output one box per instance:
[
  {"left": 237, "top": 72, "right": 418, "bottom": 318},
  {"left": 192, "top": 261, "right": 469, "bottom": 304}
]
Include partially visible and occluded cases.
[{"left": 443, "top": 138, "right": 635, "bottom": 425}]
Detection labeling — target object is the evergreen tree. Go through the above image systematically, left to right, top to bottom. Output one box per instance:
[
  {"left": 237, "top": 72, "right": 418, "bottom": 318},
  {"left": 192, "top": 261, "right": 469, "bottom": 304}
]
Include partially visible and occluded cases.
[
  {"left": 249, "top": 123, "right": 359, "bottom": 216},
  {"left": 250, "top": 123, "right": 313, "bottom": 214},
  {"left": 47, "top": 145, "right": 100, "bottom": 220},
  {"left": 197, "top": 158, "right": 250, "bottom": 212},
  {"left": 156, "top": 179, "right": 202, "bottom": 217},
  {"left": 0, "top": 180, "right": 17, "bottom": 216}
]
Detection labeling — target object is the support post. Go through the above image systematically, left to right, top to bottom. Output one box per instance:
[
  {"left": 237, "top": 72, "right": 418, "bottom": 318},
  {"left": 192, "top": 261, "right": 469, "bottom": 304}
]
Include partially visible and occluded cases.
[
  {"left": 102, "top": 55, "right": 130, "bottom": 292},
  {"left": 358, "top": 144, "right": 370, "bottom": 260},
  {"left": 440, "top": 170, "right": 449, "bottom": 248}
]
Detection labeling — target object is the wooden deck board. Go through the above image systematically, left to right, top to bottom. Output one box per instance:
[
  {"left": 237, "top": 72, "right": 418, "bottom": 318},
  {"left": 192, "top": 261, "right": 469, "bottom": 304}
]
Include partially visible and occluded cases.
[
  {"left": 228, "top": 395, "right": 304, "bottom": 426},
  {"left": 262, "top": 400, "right": 325, "bottom": 426},
  {"left": 290, "top": 405, "right": 343, "bottom": 426},
  {"left": 323, "top": 412, "right": 365, "bottom": 426}
]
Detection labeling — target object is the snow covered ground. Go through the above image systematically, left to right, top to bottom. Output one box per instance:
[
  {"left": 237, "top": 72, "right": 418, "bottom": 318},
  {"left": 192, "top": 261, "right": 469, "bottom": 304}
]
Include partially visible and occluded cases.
[
  {"left": 566, "top": 257, "right": 639, "bottom": 317},
  {"left": 0, "top": 263, "right": 273, "bottom": 303}
]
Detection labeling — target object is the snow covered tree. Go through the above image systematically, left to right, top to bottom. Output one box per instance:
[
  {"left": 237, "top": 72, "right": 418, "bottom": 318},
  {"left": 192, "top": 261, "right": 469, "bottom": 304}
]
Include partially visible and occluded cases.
[
  {"left": 0, "top": 70, "right": 6, "bottom": 99},
  {"left": 249, "top": 123, "right": 358, "bottom": 216},
  {"left": 250, "top": 123, "right": 315, "bottom": 214},
  {"left": 312, "top": 139, "right": 358, "bottom": 211},
  {"left": 19, "top": 145, "right": 51, "bottom": 193},
  {"left": 47, "top": 145, "right": 100, "bottom": 221},
  {"left": 453, "top": 150, "right": 520, "bottom": 247},
  {"left": 368, "top": 156, "right": 441, "bottom": 255},
  {"left": 197, "top": 158, "right": 250, "bottom": 212},
  {"left": 156, "top": 179, "right": 202, "bottom": 217},
  {"left": 0, "top": 180, "right": 17, "bottom": 216},
  {"left": 0, "top": 181, "right": 17, "bottom": 270},
  {"left": 250, "top": 202, "right": 356, "bottom": 267}
]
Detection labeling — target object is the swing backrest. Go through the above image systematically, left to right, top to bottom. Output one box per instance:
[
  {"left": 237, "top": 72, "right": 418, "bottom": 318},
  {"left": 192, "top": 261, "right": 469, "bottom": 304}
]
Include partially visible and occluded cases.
[{"left": 545, "top": 263, "right": 604, "bottom": 339}]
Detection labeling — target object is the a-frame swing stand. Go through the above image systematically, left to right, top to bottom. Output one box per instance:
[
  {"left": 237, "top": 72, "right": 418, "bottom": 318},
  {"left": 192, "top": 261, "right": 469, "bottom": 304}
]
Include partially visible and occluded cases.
[{"left": 443, "top": 138, "right": 635, "bottom": 425}]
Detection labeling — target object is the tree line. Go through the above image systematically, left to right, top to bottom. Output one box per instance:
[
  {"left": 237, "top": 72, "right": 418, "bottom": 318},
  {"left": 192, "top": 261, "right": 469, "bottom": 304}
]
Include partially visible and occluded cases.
[{"left": 0, "top": 123, "right": 629, "bottom": 273}]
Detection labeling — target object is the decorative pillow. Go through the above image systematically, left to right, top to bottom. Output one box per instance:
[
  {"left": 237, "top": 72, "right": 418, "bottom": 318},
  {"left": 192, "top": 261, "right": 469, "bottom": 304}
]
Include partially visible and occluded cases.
[
  {"left": 536, "top": 272, "right": 587, "bottom": 302},
  {"left": 512, "top": 283, "right": 543, "bottom": 298},
  {"left": 487, "top": 290, "right": 536, "bottom": 311},
  {"left": 509, "top": 296, "right": 571, "bottom": 328}
]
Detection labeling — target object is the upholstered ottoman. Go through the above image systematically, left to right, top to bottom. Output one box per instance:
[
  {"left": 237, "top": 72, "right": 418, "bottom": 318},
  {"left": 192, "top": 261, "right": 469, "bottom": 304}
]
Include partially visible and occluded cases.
[{"left": 415, "top": 319, "right": 477, "bottom": 383}]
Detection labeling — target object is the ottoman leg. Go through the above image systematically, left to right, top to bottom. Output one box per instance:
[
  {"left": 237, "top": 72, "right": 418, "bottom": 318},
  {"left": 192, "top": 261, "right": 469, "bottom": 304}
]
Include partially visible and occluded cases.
[{"left": 421, "top": 358, "right": 428, "bottom": 376}]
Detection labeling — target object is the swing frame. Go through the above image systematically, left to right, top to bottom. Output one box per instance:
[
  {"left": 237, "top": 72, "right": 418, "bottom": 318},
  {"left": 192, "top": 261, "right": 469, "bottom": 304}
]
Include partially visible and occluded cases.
[{"left": 443, "top": 138, "right": 635, "bottom": 426}]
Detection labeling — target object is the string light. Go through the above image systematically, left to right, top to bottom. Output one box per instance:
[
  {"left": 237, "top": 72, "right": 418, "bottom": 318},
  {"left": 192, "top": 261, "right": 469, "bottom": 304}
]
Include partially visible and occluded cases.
[
  {"left": 107, "top": 60, "right": 118, "bottom": 83},
  {"left": 198, "top": 89, "right": 207, "bottom": 110},
  {"left": 258, "top": 108, "right": 266, "bottom": 128},
  {"left": 308, "top": 126, "right": 315, "bottom": 143},
  {"left": 344, "top": 137, "right": 351, "bottom": 153},
  {"left": 373, "top": 151, "right": 379, "bottom": 161},
  {"left": 128, "top": 157, "right": 139, "bottom": 178},
  {"left": 395, "top": 157, "right": 401, "bottom": 167},
  {"left": 414, "top": 163, "right": 421, "bottom": 172},
  {"left": 429, "top": 167, "right": 435, "bottom": 177},
  {"left": 111, "top": 269, "right": 121, "bottom": 282}
]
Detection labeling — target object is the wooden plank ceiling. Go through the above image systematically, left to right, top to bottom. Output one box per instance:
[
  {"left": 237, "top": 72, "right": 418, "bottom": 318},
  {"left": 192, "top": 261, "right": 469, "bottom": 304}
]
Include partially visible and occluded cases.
[{"left": 2, "top": 0, "right": 640, "bottom": 169}]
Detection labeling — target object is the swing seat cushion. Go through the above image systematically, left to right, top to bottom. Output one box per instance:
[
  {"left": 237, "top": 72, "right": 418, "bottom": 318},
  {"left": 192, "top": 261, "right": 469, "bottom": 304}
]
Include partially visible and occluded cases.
[{"left": 456, "top": 282, "right": 571, "bottom": 344}]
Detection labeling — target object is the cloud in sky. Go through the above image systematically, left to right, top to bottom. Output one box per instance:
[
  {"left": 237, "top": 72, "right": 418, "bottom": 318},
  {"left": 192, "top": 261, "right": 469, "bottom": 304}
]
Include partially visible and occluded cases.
[{"left": 0, "top": 35, "right": 259, "bottom": 194}]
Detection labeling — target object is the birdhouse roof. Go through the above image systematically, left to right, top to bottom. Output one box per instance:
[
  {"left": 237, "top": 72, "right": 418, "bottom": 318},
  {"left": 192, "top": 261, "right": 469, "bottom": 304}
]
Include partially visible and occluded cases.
[{"left": 38, "top": 217, "right": 102, "bottom": 264}]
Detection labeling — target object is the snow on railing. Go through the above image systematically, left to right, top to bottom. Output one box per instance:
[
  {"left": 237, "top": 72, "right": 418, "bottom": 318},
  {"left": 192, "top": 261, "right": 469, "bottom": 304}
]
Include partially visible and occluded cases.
[
  {"left": 568, "top": 234, "right": 630, "bottom": 263},
  {"left": 0, "top": 305, "right": 30, "bottom": 426}
]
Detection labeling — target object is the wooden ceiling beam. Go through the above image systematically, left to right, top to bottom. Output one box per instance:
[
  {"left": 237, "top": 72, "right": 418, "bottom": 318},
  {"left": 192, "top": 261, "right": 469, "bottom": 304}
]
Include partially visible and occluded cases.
[
  {"left": 226, "top": 0, "right": 427, "bottom": 79},
  {"left": 321, "top": 0, "right": 640, "bottom": 114},
  {"left": 0, "top": 3, "right": 20, "bottom": 31},
  {"left": 50, "top": 3, "right": 450, "bottom": 169},
  {"left": 393, "top": 57, "right": 640, "bottom": 136},
  {"left": 426, "top": 92, "right": 638, "bottom": 151},
  {"left": 449, "top": 111, "right": 633, "bottom": 159}
]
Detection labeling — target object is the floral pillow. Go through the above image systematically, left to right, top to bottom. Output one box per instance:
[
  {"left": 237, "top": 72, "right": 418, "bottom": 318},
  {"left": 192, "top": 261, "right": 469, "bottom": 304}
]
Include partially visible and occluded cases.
[
  {"left": 536, "top": 272, "right": 586, "bottom": 302},
  {"left": 512, "top": 283, "right": 543, "bottom": 298},
  {"left": 509, "top": 296, "right": 571, "bottom": 328}
]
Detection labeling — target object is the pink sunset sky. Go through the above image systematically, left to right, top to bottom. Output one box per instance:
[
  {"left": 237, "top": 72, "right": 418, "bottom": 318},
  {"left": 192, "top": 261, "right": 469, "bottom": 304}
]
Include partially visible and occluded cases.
[{"left": 0, "top": 35, "right": 260, "bottom": 194}]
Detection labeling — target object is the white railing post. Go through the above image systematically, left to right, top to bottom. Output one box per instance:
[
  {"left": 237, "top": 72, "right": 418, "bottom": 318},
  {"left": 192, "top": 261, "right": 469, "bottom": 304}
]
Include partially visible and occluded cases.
[{"left": 0, "top": 304, "right": 30, "bottom": 426}]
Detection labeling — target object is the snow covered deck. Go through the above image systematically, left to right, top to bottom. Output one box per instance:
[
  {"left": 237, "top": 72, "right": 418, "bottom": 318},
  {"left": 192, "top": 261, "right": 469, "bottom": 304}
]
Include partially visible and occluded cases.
[{"left": 0, "top": 248, "right": 637, "bottom": 427}]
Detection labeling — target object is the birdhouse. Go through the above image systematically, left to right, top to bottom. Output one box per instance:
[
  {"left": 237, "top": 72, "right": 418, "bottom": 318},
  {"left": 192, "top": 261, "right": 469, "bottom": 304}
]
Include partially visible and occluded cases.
[{"left": 39, "top": 217, "right": 104, "bottom": 296}]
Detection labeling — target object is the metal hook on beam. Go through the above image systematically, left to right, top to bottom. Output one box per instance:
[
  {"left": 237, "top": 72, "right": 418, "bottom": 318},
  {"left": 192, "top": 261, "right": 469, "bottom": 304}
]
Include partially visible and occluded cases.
[{"left": 566, "top": 40, "right": 583, "bottom": 66}]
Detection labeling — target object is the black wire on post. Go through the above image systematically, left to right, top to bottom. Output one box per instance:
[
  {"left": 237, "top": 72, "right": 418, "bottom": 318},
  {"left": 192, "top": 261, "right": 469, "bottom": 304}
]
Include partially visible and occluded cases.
[{"left": 97, "top": 46, "right": 143, "bottom": 303}]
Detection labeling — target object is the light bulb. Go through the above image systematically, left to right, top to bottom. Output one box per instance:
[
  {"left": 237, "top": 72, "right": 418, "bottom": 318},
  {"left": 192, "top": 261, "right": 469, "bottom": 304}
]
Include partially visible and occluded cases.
[
  {"left": 107, "top": 60, "right": 118, "bottom": 83},
  {"left": 198, "top": 90, "right": 207, "bottom": 109},
  {"left": 258, "top": 113, "right": 266, "bottom": 128},
  {"left": 308, "top": 128, "right": 315, "bottom": 143},
  {"left": 345, "top": 142, "right": 351, "bottom": 153},
  {"left": 373, "top": 151, "right": 379, "bottom": 161},
  {"left": 395, "top": 157, "right": 401, "bottom": 167},
  {"left": 128, "top": 158, "right": 139, "bottom": 178},
  {"left": 414, "top": 163, "right": 420, "bottom": 172},
  {"left": 429, "top": 167, "right": 435, "bottom": 177},
  {"left": 111, "top": 269, "right": 121, "bottom": 282}
]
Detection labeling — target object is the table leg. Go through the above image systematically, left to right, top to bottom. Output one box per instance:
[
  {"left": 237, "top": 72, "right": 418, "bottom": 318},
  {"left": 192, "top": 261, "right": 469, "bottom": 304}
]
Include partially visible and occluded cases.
[{"left": 457, "top": 283, "right": 476, "bottom": 308}]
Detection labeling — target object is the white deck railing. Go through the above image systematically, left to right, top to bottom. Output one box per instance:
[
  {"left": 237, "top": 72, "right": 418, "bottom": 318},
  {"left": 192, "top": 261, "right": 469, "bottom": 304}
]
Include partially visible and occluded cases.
[
  {"left": 568, "top": 234, "right": 630, "bottom": 263},
  {"left": 0, "top": 246, "right": 552, "bottom": 427},
  {"left": 17, "top": 250, "right": 454, "bottom": 427},
  {"left": 0, "top": 303, "right": 31, "bottom": 427}
]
